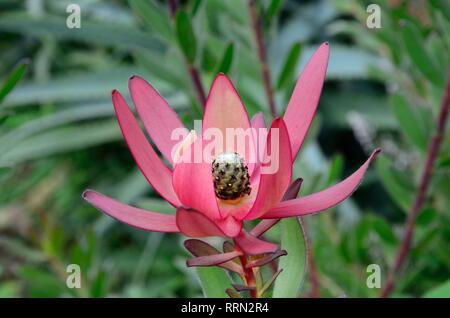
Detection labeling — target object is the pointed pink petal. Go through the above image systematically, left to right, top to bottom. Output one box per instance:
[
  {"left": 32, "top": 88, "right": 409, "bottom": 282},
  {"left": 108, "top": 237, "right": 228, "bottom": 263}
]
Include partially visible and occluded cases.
[
  {"left": 284, "top": 42, "right": 330, "bottom": 160},
  {"left": 203, "top": 74, "right": 255, "bottom": 172},
  {"left": 129, "top": 75, "right": 188, "bottom": 166},
  {"left": 112, "top": 90, "right": 181, "bottom": 207},
  {"left": 242, "top": 118, "right": 293, "bottom": 220},
  {"left": 172, "top": 138, "right": 221, "bottom": 220},
  {"left": 262, "top": 149, "right": 381, "bottom": 219},
  {"left": 249, "top": 178, "right": 303, "bottom": 236},
  {"left": 83, "top": 190, "right": 178, "bottom": 232},
  {"left": 176, "top": 208, "right": 225, "bottom": 237},
  {"left": 250, "top": 219, "right": 279, "bottom": 238},
  {"left": 235, "top": 231, "right": 279, "bottom": 255},
  {"left": 187, "top": 251, "right": 242, "bottom": 267}
]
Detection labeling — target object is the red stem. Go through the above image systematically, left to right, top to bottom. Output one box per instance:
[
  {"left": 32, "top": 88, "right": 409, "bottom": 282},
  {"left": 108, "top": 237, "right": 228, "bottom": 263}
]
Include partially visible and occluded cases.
[
  {"left": 167, "top": 0, "right": 207, "bottom": 110},
  {"left": 248, "top": 0, "right": 277, "bottom": 118},
  {"left": 188, "top": 63, "right": 207, "bottom": 109},
  {"left": 381, "top": 74, "right": 450, "bottom": 298},
  {"left": 299, "top": 218, "right": 320, "bottom": 298},
  {"left": 235, "top": 243, "right": 258, "bottom": 298}
]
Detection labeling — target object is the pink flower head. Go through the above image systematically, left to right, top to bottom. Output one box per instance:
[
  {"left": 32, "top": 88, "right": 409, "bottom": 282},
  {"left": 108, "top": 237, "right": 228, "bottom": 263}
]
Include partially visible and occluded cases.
[{"left": 83, "top": 43, "right": 380, "bottom": 262}]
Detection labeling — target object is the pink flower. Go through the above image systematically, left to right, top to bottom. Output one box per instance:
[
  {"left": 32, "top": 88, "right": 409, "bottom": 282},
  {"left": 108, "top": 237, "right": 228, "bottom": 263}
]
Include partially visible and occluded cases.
[{"left": 83, "top": 43, "right": 379, "bottom": 260}]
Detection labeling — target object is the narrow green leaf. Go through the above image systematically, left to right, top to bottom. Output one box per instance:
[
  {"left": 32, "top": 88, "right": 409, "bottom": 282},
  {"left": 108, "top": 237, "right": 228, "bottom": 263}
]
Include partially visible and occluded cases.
[
  {"left": 128, "top": 0, "right": 174, "bottom": 42},
  {"left": 265, "top": 0, "right": 284, "bottom": 24},
  {"left": 175, "top": 10, "right": 197, "bottom": 63},
  {"left": 0, "top": 12, "right": 164, "bottom": 52},
  {"left": 401, "top": 21, "right": 444, "bottom": 87},
  {"left": 276, "top": 42, "right": 302, "bottom": 90},
  {"left": 215, "top": 43, "right": 235, "bottom": 75},
  {"left": 202, "top": 47, "right": 218, "bottom": 73},
  {"left": 0, "top": 59, "right": 29, "bottom": 103},
  {"left": 2, "top": 67, "right": 186, "bottom": 109},
  {"left": 390, "top": 93, "right": 429, "bottom": 151},
  {"left": 0, "top": 103, "right": 113, "bottom": 153},
  {"left": 0, "top": 120, "right": 121, "bottom": 166},
  {"left": 273, "top": 218, "right": 306, "bottom": 298},
  {"left": 0, "top": 236, "right": 46, "bottom": 263},
  {"left": 195, "top": 267, "right": 231, "bottom": 298},
  {"left": 90, "top": 271, "right": 107, "bottom": 298},
  {"left": 424, "top": 279, "right": 450, "bottom": 298}
]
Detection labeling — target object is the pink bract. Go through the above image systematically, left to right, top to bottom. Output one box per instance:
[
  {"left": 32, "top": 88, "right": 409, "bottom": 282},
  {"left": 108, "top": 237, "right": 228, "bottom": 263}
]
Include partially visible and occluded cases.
[{"left": 83, "top": 43, "right": 380, "bottom": 254}]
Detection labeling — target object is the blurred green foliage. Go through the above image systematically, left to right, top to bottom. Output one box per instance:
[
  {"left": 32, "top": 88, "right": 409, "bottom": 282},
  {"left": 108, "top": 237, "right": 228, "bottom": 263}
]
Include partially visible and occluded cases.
[{"left": 0, "top": 0, "right": 448, "bottom": 298}]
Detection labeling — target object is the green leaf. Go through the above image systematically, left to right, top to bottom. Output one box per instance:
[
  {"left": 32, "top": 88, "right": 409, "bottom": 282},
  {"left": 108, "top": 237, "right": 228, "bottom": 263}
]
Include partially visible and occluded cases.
[
  {"left": 128, "top": 0, "right": 174, "bottom": 42},
  {"left": 265, "top": 0, "right": 285, "bottom": 24},
  {"left": 175, "top": 10, "right": 197, "bottom": 63},
  {"left": 0, "top": 12, "right": 164, "bottom": 52},
  {"left": 401, "top": 21, "right": 444, "bottom": 87},
  {"left": 276, "top": 42, "right": 302, "bottom": 90},
  {"left": 215, "top": 43, "right": 235, "bottom": 75},
  {"left": 0, "top": 59, "right": 29, "bottom": 104},
  {"left": 1, "top": 67, "right": 186, "bottom": 109},
  {"left": 1, "top": 68, "right": 133, "bottom": 108},
  {"left": 390, "top": 93, "right": 429, "bottom": 151},
  {"left": 0, "top": 103, "right": 113, "bottom": 153},
  {"left": 0, "top": 120, "right": 121, "bottom": 166},
  {"left": 376, "top": 156, "right": 415, "bottom": 213},
  {"left": 416, "top": 207, "right": 437, "bottom": 225},
  {"left": 371, "top": 217, "right": 398, "bottom": 245},
  {"left": 273, "top": 218, "right": 306, "bottom": 298},
  {"left": 0, "top": 236, "right": 46, "bottom": 263},
  {"left": 18, "top": 266, "right": 66, "bottom": 297},
  {"left": 195, "top": 267, "right": 231, "bottom": 298},
  {"left": 90, "top": 271, "right": 107, "bottom": 298},
  {"left": 424, "top": 279, "right": 450, "bottom": 298}
]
